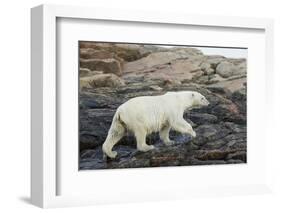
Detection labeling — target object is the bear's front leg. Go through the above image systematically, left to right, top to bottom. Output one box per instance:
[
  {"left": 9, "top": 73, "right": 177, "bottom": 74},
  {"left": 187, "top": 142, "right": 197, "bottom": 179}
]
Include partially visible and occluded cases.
[
  {"left": 172, "top": 119, "right": 196, "bottom": 138},
  {"left": 160, "top": 125, "right": 175, "bottom": 146},
  {"left": 135, "top": 129, "right": 154, "bottom": 152}
]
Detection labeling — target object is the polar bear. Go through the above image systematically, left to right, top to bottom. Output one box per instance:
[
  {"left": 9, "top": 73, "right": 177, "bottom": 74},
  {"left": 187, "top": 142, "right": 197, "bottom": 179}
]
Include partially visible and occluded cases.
[{"left": 102, "top": 91, "right": 209, "bottom": 159}]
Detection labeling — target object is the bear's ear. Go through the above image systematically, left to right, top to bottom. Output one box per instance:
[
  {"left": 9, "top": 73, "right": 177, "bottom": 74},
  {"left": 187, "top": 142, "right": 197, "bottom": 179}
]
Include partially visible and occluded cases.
[{"left": 192, "top": 93, "right": 195, "bottom": 98}]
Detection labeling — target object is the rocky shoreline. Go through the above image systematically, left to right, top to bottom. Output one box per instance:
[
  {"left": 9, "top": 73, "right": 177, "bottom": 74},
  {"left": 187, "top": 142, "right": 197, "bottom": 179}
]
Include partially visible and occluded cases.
[{"left": 79, "top": 42, "right": 247, "bottom": 170}]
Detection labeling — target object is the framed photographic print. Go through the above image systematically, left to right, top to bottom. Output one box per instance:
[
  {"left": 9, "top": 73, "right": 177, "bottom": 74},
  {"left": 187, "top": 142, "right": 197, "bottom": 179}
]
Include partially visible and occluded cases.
[
  {"left": 31, "top": 4, "right": 274, "bottom": 208},
  {"left": 78, "top": 41, "right": 248, "bottom": 170}
]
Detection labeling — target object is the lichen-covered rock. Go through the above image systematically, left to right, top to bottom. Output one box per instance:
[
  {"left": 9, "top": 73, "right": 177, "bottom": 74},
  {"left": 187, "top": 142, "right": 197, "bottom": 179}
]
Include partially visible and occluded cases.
[
  {"left": 79, "top": 42, "right": 144, "bottom": 62},
  {"left": 80, "top": 48, "right": 114, "bottom": 60},
  {"left": 80, "top": 58, "right": 122, "bottom": 76},
  {"left": 79, "top": 68, "right": 92, "bottom": 77},
  {"left": 80, "top": 74, "right": 125, "bottom": 89},
  {"left": 208, "top": 74, "right": 225, "bottom": 84}
]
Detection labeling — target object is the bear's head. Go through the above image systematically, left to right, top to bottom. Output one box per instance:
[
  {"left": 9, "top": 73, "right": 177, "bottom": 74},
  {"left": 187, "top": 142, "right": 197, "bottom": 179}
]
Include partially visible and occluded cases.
[
  {"left": 165, "top": 91, "right": 209, "bottom": 109},
  {"left": 191, "top": 92, "right": 210, "bottom": 107}
]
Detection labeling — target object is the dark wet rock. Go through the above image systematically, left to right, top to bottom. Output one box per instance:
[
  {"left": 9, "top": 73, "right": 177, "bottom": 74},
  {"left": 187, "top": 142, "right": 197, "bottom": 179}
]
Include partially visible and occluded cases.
[
  {"left": 79, "top": 80, "right": 247, "bottom": 169},
  {"left": 231, "top": 88, "right": 246, "bottom": 114},
  {"left": 79, "top": 91, "right": 124, "bottom": 109},
  {"left": 211, "top": 103, "right": 246, "bottom": 124},
  {"left": 79, "top": 108, "right": 114, "bottom": 150},
  {"left": 186, "top": 112, "right": 218, "bottom": 125},
  {"left": 223, "top": 122, "right": 246, "bottom": 133},
  {"left": 192, "top": 124, "right": 231, "bottom": 146},
  {"left": 221, "top": 133, "right": 247, "bottom": 151},
  {"left": 202, "top": 138, "right": 229, "bottom": 150},
  {"left": 114, "top": 145, "right": 138, "bottom": 159},
  {"left": 80, "top": 148, "right": 104, "bottom": 159},
  {"left": 80, "top": 149, "right": 97, "bottom": 159},
  {"left": 196, "top": 149, "right": 229, "bottom": 161},
  {"left": 226, "top": 151, "right": 247, "bottom": 162},
  {"left": 113, "top": 158, "right": 151, "bottom": 169},
  {"left": 187, "top": 158, "right": 227, "bottom": 165},
  {"left": 79, "top": 159, "right": 107, "bottom": 170},
  {"left": 226, "top": 159, "right": 245, "bottom": 164}
]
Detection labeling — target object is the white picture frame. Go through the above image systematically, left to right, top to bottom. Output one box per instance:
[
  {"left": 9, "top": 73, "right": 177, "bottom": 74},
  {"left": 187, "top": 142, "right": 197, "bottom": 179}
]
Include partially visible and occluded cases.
[{"left": 31, "top": 4, "right": 274, "bottom": 208}]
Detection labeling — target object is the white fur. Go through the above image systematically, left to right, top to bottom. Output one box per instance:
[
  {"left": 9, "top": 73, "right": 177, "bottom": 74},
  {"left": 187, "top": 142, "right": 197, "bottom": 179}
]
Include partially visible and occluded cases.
[{"left": 102, "top": 91, "right": 209, "bottom": 158}]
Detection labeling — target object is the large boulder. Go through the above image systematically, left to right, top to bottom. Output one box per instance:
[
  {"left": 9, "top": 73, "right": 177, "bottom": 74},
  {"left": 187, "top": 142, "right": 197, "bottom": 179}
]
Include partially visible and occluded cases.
[
  {"left": 215, "top": 60, "right": 246, "bottom": 78},
  {"left": 216, "top": 61, "right": 237, "bottom": 78}
]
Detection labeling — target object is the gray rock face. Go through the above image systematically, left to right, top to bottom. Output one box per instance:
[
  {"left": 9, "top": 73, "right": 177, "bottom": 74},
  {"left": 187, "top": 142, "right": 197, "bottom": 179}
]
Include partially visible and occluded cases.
[{"left": 78, "top": 42, "right": 247, "bottom": 170}]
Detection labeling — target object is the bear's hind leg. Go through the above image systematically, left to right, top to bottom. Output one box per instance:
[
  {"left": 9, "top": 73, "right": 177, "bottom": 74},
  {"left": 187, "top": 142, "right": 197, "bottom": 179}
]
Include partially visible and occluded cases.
[
  {"left": 159, "top": 125, "right": 175, "bottom": 145},
  {"left": 102, "top": 126, "right": 125, "bottom": 159},
  {"left": 135, "top": 129, "right": 154, "bottom": 152}
]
